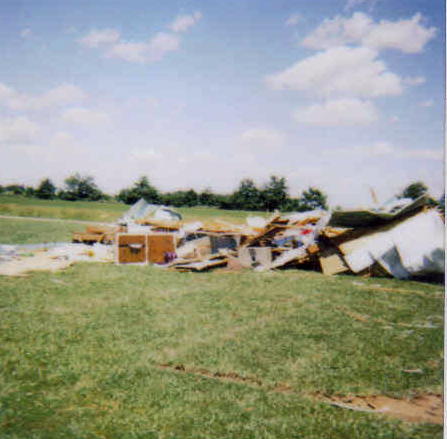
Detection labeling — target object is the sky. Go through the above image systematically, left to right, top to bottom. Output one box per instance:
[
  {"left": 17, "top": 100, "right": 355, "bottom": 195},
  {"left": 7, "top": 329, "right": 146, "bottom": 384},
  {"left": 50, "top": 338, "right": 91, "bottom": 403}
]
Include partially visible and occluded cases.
[{"left": 0, "top": 0, "right": 444, "bottom": 207}]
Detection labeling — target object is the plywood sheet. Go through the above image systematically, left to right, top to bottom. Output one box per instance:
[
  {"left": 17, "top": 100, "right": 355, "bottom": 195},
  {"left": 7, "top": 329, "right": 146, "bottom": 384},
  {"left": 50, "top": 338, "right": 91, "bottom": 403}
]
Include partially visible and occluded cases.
[
  {"left": 117, "top": 234, "right": 147, "bottom": 264},
  {"left": 147, "top": 234, "right": 176, "bottom": 264},
  {"left": 319, "top": 248, "right": 349, "bottom": 275}
]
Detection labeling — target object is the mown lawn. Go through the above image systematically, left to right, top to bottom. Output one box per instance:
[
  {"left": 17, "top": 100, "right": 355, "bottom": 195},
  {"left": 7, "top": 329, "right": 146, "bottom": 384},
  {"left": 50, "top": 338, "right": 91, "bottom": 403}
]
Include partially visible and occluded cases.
[
  {"left": 0, "top": 195, "right": 265, "bottom": 224},
  {"left": 0, "top": 195, "right": 127, "bottom": 222},
  {"left": 0, "top": 218, "right": 96, "bottom": 245},
  {"left": 0, "top": 262, "right": 443, "bottom": 439}
]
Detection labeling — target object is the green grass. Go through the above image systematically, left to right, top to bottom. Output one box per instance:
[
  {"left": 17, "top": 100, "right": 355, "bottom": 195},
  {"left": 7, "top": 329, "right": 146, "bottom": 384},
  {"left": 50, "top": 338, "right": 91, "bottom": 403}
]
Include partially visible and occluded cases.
[
  {"left": 0, "top": 195, "right": 265, "bottom": 224},
  {"left": 0, "top": 195, "right": 127, "bottom": 222},
  {"left": 176, "top": 206, "right": 268, "bottom": 223},
  {"left": 0, "top": 218, "right": 92, "bottom": 244},
  {"left": 0, "top": 263, "right": 443, "bottom": 438}
]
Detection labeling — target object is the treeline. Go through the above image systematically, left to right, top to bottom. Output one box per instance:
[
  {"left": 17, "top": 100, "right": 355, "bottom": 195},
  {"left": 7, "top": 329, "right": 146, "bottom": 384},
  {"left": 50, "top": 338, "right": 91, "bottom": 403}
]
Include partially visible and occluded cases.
[
  {"left": 0, "top": 174, "right": 329, "bottom": 212},
  {"left": 2, "top": 174, "right": 442, "bottom": 212},
  {"left": 0, "top": 175, "right": 106, "bottom": 202},
  {"left": 116, "top": 176, "right": 328, "bottom": 212}
]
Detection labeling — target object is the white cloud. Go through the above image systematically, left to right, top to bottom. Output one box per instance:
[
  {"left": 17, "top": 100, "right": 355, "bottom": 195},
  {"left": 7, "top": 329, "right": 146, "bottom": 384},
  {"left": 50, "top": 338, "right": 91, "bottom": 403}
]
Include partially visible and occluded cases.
[
  {"left": 344, "top": 0, "right": 379, "bottom": 11},
  {"left": 169, "top": 11, "right": 202, "bottom": 33},
  {"left": 80, "top": 12, "right": 199, "bottom": 63},
  {"left": 302, "top": 12, "right": 436, "bottom": 53},
  {"left": 302, "top": 12, "right": 373, "bottom": 49},
  {"left": 363, "top": 13, "right": 436, "bottom": 53},
  {"left": 285, "top": 14, "right": 301, "bottom": 27},
  {"left": 20, "top": 28, "right": 32, "bottom": 38},
  {"left": 78, "top": 29, "right": 120, "bottom": 48},
  {"left": 107, "top": 32, "right": 180, "bottom": 63},
  {"left": 147, "top": 32, "right": 181, "bottom": 60},
  {"left": 106, "top": 42, "right": 148, "bottom": 63},
  {"left": 266, "top": 46, "right": 402, "bottom": 98},
  {"left": 403, "top": 76, "right": 426, "bottom": 86},
  {"left": 0, "top": 83, "right": 86, "bottom": 111},
  {"left": 0, "top": 83, "right": 15, "bottom": 101},
  {"left": 35, "top": 85, "right": 87, "bottom": 108},
  {"left": 293, "top": 98, "right": 378, "bottom": 126},
  {"left": 420, "top": 99, "right": 434, "bottom": 108},
  {"left": 62, "top": 107, "right": 110, "bottom": 126},
  {"left": 0, "top": 116, "right": 40, "bottom": 143},
  {"left": 241, "top": 128, "right": 285, "bottom": 150},
  {"left": 49, "top": 132, "right": 79, "bottom": 152},
  {"left": 334, "top": 141, "right": 443, "bottom": 161},
  {"left": 363, "top": 141, "right": 395, "bottom": 156},
  {"left": 376, "top": 143, "right": 443, "bottom": 161},
  {"left": 130, "top": 148, "right": 162, "bottom": 160},
  {"left": 400, "top": 149, "right": 443, "bottom": 160}
]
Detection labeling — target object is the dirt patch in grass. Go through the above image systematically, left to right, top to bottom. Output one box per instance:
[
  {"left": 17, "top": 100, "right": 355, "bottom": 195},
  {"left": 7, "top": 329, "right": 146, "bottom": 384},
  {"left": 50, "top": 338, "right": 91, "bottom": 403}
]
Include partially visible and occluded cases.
[
  {"left": 158, "top": 363, "right": 263, "bottom": 386},
  {"left": 158, "top": 364, "right": 297, "bottom": 395},
  {"left": 159, "top": 364, "right": 443, "bottom": 424},
  {"left": 318, "top": 393, "right": 443, "bottom": 424}
]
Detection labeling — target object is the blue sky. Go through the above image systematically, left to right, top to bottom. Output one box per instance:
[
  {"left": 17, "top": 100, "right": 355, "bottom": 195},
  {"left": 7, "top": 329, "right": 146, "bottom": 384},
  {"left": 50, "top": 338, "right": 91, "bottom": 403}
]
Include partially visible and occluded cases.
[{"left": 0, "top": 0, "right": 444, "bottom": 207}]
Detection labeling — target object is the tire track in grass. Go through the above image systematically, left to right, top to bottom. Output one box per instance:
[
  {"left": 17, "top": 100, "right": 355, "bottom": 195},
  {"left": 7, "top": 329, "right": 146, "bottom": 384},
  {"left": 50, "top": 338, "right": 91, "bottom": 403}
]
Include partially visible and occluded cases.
[{"left": 155, "top": 363, "right": 443, "bottom": 424}]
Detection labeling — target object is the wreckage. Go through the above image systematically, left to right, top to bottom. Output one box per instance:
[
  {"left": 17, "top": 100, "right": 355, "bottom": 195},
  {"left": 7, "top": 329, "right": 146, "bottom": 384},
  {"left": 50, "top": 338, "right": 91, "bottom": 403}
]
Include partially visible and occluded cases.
[{"left": 0, "top": 197, "right": 444, "bottom": 280}]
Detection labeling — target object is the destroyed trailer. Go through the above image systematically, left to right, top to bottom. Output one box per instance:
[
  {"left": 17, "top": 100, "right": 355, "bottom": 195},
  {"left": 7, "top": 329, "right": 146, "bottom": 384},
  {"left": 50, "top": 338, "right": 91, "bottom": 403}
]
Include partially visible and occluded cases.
[{"left": 67, "top": 195, "right": 445, "bottom": 281}]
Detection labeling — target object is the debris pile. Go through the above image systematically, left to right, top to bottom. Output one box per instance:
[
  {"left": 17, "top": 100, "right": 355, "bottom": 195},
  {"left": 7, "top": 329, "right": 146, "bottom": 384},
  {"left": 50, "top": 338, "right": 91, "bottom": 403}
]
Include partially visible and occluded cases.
[
  {"left": 1, "top": 196, "right": 443, "bottom": 279},
  {"left": 108, "top": 196, "right": 444, "bottom": 280},
  {"left": 72, "top": 225, "right": 124, "bottom": 245}
]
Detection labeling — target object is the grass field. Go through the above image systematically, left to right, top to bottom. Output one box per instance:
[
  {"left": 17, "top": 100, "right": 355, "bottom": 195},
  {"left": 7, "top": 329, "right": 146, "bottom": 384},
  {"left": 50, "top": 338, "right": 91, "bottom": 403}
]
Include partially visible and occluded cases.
[
  {"left": 0, "top": 195, "right": 264, "bottom": 224},
  {"left": 0, "top": 198, "right": 443, "bottom": 438},
  {"left": 0, "top": 218, "right": 95, "bottom": 245},
  {"left": 0, "top": 263, "right": 443, "bottom": 438}
]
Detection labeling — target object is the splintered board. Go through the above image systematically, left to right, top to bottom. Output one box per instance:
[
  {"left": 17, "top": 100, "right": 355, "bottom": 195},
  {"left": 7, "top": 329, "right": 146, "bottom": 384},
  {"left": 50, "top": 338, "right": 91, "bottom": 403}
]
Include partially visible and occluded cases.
[
  {"left": 117, "top": 234, "right": 147, "bottom": 264},
  {"left": 147, "top": 234, "right": 176, "bottom": 264}
]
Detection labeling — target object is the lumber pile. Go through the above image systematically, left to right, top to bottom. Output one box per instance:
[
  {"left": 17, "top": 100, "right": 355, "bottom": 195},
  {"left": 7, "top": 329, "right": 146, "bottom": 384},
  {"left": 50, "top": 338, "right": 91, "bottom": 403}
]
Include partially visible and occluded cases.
[{"left": 72, "top": 225, "right": 124, "bottom": 245}]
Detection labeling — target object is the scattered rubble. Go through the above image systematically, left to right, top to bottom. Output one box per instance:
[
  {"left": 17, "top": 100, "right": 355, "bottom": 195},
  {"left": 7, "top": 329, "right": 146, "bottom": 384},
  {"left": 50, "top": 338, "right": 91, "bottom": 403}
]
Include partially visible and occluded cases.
[
  {"left": 1, "top": 196, "right": 444, "bottom": 279},
  {"left": 0, "top": 243, "right": 114, "bottom": 276}
]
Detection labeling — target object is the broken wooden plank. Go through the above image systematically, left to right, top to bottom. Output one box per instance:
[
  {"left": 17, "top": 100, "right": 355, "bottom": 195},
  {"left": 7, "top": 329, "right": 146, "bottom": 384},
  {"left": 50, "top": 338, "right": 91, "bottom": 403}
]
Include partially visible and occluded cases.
[
  {"left": 319, "top": 247, "right": 350, "bottom": 276},
  {"left": 172, "top": 258, "right": 228, "bottom": 272}
]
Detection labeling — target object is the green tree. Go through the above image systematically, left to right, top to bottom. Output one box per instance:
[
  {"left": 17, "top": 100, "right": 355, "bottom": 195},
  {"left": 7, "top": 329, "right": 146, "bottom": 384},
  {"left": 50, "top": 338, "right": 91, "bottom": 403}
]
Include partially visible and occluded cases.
[
  {"left": 60, "top": 173, "right": 104, "bottom": 201},
  {"left": 261, "top": 176, "right": 288, "bottom": 211},
  {"left": 117, "top": 177, "right": 160, "bottom": 205},
  {"left": 35, "top": 178, "right": 56, "bottom": 200},
  {"left": 231, "top": 179, "right": 262, "bottom": 210},
  {"left": 398, "top": 181, "right": 428, "bottom": 200},
  {"left": 5, "top": 184, "right": 25, "bottom": 195},
  {"left": 24, "top": 186, "right": 36, "bottom": 197},
  {"left": 298, "top": 187, "right": 328, "bottom": 211},
  {"left": 198, "top": 188, "right": 218, "bottom": 206},
  {"left": 183, "top": 189, "right": 198, "bottom": 207},
  {"left": 162, "top": 190, "right": 198, "bottom": 207},
  {"left": 215, "top": 194, "right": 233, "bottom": 210}
]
